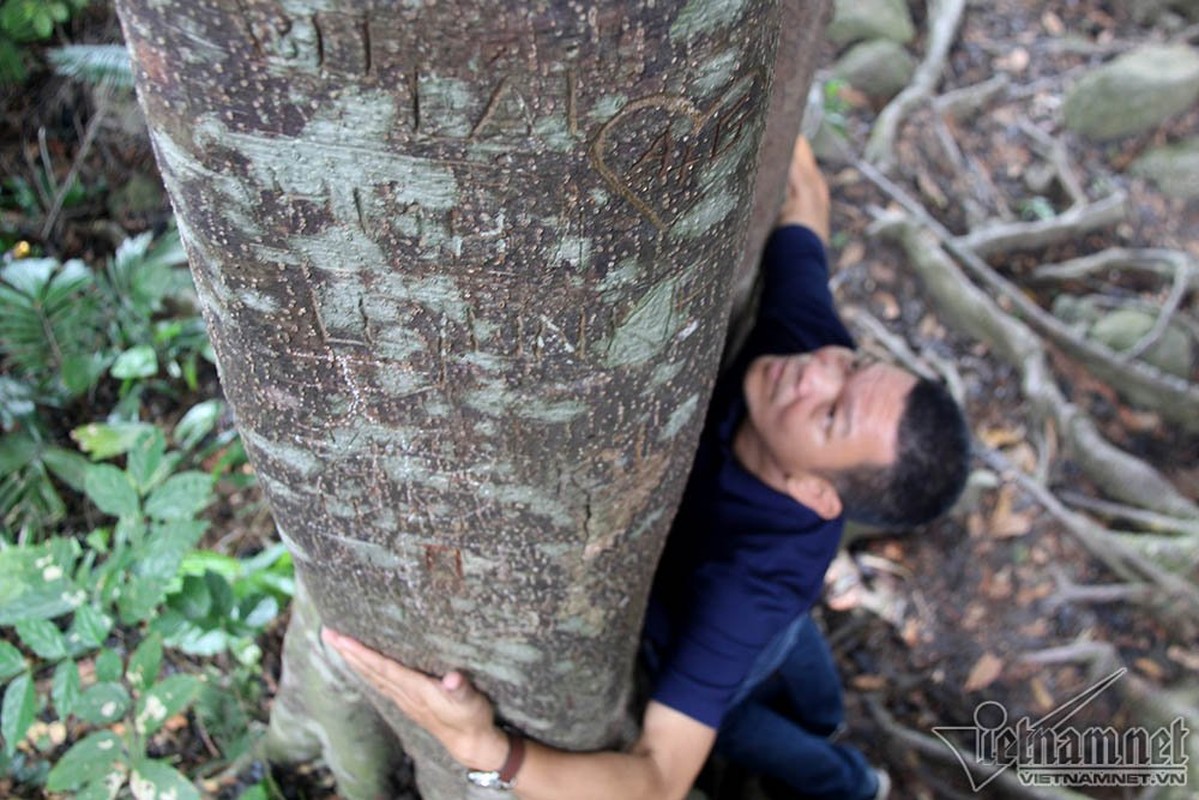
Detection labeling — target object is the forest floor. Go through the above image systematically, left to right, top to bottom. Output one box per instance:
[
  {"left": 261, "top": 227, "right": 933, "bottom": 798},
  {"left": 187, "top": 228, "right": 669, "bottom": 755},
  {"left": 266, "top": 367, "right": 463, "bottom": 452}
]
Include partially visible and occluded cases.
[{"left": 2, "top": 1, "right": 1196, "bottom": 798}]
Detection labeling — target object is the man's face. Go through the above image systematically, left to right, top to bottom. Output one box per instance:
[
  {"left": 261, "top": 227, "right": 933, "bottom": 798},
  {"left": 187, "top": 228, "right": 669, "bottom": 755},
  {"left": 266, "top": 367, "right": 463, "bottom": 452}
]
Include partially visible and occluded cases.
[{"left": 743, "top": 346, "right": 916, "bottom": 479}]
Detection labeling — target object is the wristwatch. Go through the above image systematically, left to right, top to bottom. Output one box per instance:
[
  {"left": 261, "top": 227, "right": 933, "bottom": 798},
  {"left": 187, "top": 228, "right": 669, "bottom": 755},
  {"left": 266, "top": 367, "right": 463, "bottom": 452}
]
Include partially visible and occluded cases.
[{"left": 466, "top": 731, "right": 525, "bottom": 791}]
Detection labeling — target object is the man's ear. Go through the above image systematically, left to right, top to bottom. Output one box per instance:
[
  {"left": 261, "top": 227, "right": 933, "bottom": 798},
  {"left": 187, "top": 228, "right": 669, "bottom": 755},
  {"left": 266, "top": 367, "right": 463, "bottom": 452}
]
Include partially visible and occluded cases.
[{"left": 783, "top": 473, "right": 843, "bottom": 520}]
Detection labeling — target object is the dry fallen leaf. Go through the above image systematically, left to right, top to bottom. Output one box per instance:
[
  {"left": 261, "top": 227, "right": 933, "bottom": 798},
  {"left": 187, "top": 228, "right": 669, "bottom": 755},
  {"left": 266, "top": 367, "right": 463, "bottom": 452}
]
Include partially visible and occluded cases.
[
  {"left": 1042, "top": 10, "right": 1065, "bottom": 35},
  {"left": 837, "top": 241, "right": 867, "bottom": 270},
  {"left": 872, "top": 290, "right": 901, "bottom": 320},
  {"left": 979, "top": 425, "right": 1027, "bottom": 448},
  {"left": 989, "top": 484, "right": 1034, "bottom": 538},
  {"left": 1167, "top": 646, "right": 1199, "bottom": 671},
  {"left": 965, "top": 652, "right": 1005, "bottom": 692},
  {"left": 1134, "top": 658, "right": 1165, "bottom": 681},
  {"left": 851, "top": 674, "right": 887, "bottom": 692},
  {"left": 1031, "top": 677, "right": 1055, "bottom": 711}
]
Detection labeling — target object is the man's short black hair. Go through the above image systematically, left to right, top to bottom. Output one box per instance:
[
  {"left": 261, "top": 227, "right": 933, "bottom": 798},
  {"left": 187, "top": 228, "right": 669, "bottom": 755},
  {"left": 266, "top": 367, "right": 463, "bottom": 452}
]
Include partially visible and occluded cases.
[{"left": 831, "top": 377, "right": 970, "bottom": 528}]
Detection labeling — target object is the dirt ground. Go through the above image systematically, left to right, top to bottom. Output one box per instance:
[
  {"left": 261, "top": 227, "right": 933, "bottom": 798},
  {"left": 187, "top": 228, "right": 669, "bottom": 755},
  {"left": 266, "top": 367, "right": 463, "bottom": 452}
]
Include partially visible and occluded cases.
[{"left": 2, "top": 1, "right": 1196, "bottom": 798}]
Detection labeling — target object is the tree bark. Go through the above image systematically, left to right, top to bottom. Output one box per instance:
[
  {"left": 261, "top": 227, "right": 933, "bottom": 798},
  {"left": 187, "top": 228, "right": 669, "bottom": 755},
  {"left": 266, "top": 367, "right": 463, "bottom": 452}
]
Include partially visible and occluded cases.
[{"left": 114, "top": 2, "right": 828, "bottom": 797}]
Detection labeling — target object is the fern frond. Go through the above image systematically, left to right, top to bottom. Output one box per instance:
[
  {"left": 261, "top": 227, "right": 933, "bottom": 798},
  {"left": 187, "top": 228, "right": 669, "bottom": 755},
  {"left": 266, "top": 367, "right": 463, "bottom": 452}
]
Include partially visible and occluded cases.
[{"left": 47, "top": 43, "right": 134, "bottom": 91}]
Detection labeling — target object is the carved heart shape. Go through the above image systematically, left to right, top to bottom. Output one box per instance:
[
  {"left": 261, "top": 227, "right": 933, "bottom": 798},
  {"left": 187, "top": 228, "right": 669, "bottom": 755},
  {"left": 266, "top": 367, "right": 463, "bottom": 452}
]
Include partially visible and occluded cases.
[{"left": 589, "top": 73, "right": 762, "bottom": 231}]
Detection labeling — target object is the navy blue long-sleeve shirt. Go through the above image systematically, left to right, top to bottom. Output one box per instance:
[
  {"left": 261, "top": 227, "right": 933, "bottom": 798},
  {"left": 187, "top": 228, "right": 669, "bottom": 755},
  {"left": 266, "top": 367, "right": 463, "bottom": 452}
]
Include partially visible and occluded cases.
[{"left": 643, "top": 225, "right": 855, "bottom": 730}]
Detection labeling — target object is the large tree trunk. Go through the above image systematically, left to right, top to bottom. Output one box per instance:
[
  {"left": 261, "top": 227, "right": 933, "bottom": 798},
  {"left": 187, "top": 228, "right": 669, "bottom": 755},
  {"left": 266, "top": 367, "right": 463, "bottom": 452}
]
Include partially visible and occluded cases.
[{"left": 115, "top": 1, "right": 828, "bottom": 797}]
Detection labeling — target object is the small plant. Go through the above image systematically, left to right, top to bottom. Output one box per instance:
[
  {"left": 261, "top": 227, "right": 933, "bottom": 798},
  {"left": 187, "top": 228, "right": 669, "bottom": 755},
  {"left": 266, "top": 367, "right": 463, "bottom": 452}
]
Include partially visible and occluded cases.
[
  {"left": 0, "top": 0, "right": 92, "bottom": 84},
  {"left": 0, "top": 426, "right": 289, "bottom": 796}
]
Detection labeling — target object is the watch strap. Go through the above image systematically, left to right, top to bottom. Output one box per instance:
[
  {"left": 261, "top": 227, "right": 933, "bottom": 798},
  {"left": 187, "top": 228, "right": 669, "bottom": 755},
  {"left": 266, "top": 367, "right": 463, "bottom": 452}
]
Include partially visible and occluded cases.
[{"left": 498, "top": 731, "right": 525, "bottom": 787}]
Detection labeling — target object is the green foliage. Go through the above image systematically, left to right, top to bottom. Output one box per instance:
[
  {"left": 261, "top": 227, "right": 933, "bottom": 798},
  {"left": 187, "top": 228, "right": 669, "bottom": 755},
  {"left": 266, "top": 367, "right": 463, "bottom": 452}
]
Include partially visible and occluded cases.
[
  {"left": 0, "top": 0, "right": 91, "bottom": 84},
  {"left": 47, "top": 42, "right": 133, "bottom": 91},
  {"left": 0, "top": 425, "right": 290, "bottom": 795}
]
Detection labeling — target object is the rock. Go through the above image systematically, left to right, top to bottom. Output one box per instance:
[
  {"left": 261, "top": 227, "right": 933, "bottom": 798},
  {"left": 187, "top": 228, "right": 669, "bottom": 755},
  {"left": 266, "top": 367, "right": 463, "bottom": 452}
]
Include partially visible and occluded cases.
[
  {"left": 827, "top": 0, "right": 915, "bottom": 46},
  {"left": 1109, "top": 0, "right": 1199, "bottom": 24},
  {"left": 832, "top": 40, "right": 916, "bottom": 102},
  {"left": 1063, "top": 44, "right": 1199, "bottom": 141},
  {"left": 1131, "top": 136, "right": 1199, "bottom": 199},
  {"left": 1051, "top": 294, "right": 1101, "bottom": 330},
  {"left": 1089, "top": 308, "right": 1193, "bottom": 378}
]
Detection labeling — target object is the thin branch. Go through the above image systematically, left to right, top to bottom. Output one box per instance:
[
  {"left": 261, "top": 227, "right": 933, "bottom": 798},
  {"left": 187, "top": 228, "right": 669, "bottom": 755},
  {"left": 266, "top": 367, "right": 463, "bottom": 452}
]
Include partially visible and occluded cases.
[
  {"left": 865, "top": 0, "right": 968, "bottom": 168},
  {"left": 40, "top": 91, "right": 109, "bottom": 240},
  {"left": 1017, "top": 119, "right": 1088, "bottom": 209},
  {"left": 856, "top": 157, "right": 1199, "bottom": 432},
  {"left": 952, "top": 192, "right": 1126, "bottom": 258},
  {"left": 1031, "top": 247, "right": 1199, "bottom": 286},
  {"left": 1119, "top": 261, "right": 1193, "bottom": 362},
  {"left": 1059, "top": 491, "right": 1199, "bottom": 537}
]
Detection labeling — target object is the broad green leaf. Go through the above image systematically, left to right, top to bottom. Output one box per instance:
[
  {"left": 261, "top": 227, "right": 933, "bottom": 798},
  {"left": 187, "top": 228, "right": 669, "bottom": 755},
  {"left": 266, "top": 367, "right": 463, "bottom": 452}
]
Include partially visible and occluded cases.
[
  {"left": 110, "top": 345, "right": 158, "bottom": 380},
  {"left": 60, "top": 352, "right": 109, "bottom": 398},
  {"left": 173, "top": 400, "right": 222, "bottom": 451},
  {"left": 71, "top": 422, "right": 155, "bottom": 460},
  {"left": 126, "top": 430, "right": 167, "bottom": 494},
  {"left": 41, "top": 445, "right": 92, "bottom": 494},
  {"left": 84, "top": 464, "right": 139, "bottom": 519},
  {"left": 144, "top": 472, "right": 213, "bottom": 521},
  {"left": 139, "top": 520, "right": 206, "bottom": 579},
  {"left": 0, "top": 544, "right": 79, "bottom": 624},
  {"left": 205, "top": 570, "right": 235, "bottom": 619},
  {"left": 170, "top": 574, "right": 211, "bottom": 621},
  {"left": 117, "top": 575, "right": 168, "bottom": 625},
  {"left": 240, "top": 595, "right": 279, "bottom": 629},
  {"left": 69, "top": 605, "right": 112, "bottom": 652},
  {"left": 15, "top": 618, "right": 68, "bottom": 661},
  {"left": 126, "top": 633, "right": 163, "bottom": 691},
  {"left": 0, "top": 642, "right": 25, "bottom": 683},
  {"left": 94, "top": 648, "right": 123, "bottom": 682},
  {"left": 51, "top": 659, "right": 81, "bottom": 717},
  {"left": 1, "top": 671, "right": 35, "bottom": 757},
  {"left": 135, "top": 674, "right": 200, "bottom": 737},
  {"left": 75, "top": 682, "right": 130, "bottom": 725},
  {"left": 45, "top": 730, "right": 125, "bottom": 791},
  {"left": 130, "top": 757, "right": 199, "bottom": 800},
  {"left": 76, "top": 776, "right": 127, "bottom": 800},
  {"left": 238, "top": 784, "right": 269, "bottom": 800}
]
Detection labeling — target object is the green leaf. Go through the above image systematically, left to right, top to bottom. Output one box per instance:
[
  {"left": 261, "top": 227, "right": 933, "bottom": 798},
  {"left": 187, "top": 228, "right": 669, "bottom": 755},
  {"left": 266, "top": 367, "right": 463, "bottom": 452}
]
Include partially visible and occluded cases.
[
  {"left": 110, "top": 345, "right": 158, "bottom": 380},
  {"left": 60, "top": 352, "right": 109, "bottom": 397},
  {"left": 173, "top": 400, "right": 222, "bottom": 451},
  {"left": 71, "top": 422, "right": 156, "bottom": 460},
  {"left": 126, "top": 429, "right": 168, "bottom": 494},
  {"left": 41, "top": 445, "right": 92, "bottom": 494},
  {"left": 84, "top": 463, "right": 139, "bottom": 518},
  {"left": 144, "top": 472, "right": 213, "bottom": 521},
  {"left": 140, "top": 520, "right": 206, "bottom": 581},
  {"left": 0, "top": 544, "right": 80, "bottom": 624},
  {"left": 205, "top": 570, "right": 235, "bottom": 619},
  {"left": 170, "top": 574, "right": 211, "bottom": 621},
  {"left": 117, "top": 575, "right": 168, "bottom": 625},
  {"left": 240, "top": 595, "right": 279, "bottom": 629},
  {"left": 69, "top": 605, "right": 113, "bottom": 652},
  {"left": 15, "top": 618, "right": 68, "bottom": 660},
  {"left": 126, "top": 633, "right": 163, "bottom": 692},
  {"left": 0, "top": 642, "right": 25, "bottom": 684},
  {"left": 94, "top": 649, "right": 123, "bottom": 682},
  {"left": 51, "top": 659, "right": 81, "bottom": 717},
  {"left": 1, "top": 671, "right": 35, "bottom": 757},
  {"left": 135, "top": 673, "right": 201, "bottom": 737},
  {"left": 75, "top": 681, "right": 130, "bottom": 725},
  {"left": 45, "top": 730, "right": 126, "bottom": 792},
  {"left": 130, "top": 757, "right": 199, "bottom": 800},
  {"left": 77, "top": 776, "right": 127, "bottom": 800},
  {"left": 238, "top": 784, "right": 269, "bottom": 800}
]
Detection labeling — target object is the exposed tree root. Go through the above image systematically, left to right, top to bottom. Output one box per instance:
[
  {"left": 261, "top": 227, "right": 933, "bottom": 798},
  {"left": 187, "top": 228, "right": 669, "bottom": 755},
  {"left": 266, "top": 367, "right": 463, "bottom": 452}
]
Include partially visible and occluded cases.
[
  {"left": 865, "top": 0, "right": 968, "bottom": 169},
  {"left": 953, "top": 192, "right": 1127, "bottom": 258},
  {"left": 1031, "top": 248, "right": 1199, "bottom": 287},
  {"left": 1057, "top": 491, "right": 1199, "bottom": 537},
  {"left": 863, "top": 697, "right": 1094, "bottom": 800}
]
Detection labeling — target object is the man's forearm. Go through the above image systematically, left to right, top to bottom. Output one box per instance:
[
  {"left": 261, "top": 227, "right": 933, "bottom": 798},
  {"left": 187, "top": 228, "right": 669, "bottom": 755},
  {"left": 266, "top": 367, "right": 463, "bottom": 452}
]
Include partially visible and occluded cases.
[{"left": 508, "top": 702, "right": 715, "bottom": 800}]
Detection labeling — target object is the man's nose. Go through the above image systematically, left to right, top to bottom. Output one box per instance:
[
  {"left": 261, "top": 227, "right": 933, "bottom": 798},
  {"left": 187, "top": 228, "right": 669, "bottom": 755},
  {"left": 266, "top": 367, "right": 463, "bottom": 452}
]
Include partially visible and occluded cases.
[{"left": 800, "top": 351, "right": 847, "bottom": 397}]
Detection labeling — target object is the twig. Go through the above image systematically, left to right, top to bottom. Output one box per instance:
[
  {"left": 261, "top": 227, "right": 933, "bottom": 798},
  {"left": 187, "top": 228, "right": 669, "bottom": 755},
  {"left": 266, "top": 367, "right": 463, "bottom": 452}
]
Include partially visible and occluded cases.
[
  {"left": 865, "top": 0, "right": 968, "bottom": 169},
  {"left": 934, "top": 74, "right": 1010, "bottom": 120},
  {"left": 40, "top": 91, "right": 109, "bottom": 240},
  {"left": 1017, "top": 119, "right": 1088, "bottom": 209},
  {"left": 857, "top": 157, "right": 1199, "bottom": 432},
  {"left": 952, "top": 192, "right": 1126, "bottom": 258},
  {"left": 1031, "top": 247, "right": 1199, "bottom": 286},
  {"left": 1119, "top": 261, "right": 1193, "bottom": 362},
  {"left": 840, "top": 305, "right": 937, "bottom": 379},
  {"left": 981, "top": 447, "right": 1199, "bottom": 610},
  {"left": 1059, "top": 491, "right": 1199, "bottom": 537},
  {"left": 1045, "top": 566, "right": 1150, "bottom": 610},
  {"left": 863, "top": 697, "right": 1090, "bottom": 800}
]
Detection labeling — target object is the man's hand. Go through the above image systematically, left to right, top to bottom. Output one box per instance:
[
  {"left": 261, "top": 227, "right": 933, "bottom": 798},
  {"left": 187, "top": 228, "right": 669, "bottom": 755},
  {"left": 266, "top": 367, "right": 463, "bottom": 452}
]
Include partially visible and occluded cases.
[
  {"left": 777, "top": 136, "right": 831, "bottom": 245},
  {"left": 321, "top": 628, "right": 509, "bottom": 772}
]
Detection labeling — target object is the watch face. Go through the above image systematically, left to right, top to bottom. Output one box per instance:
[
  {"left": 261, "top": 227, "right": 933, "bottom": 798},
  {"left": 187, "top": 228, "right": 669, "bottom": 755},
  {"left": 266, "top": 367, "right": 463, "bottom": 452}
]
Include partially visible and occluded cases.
[{"left": 466, "top": 769, "right": 503, "bottom": 789}]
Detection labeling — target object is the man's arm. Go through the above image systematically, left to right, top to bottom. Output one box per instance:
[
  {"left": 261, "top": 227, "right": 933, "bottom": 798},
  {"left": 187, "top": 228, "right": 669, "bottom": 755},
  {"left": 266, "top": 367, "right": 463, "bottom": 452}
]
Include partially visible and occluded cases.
[{"left": 322, "top": 628, "right": 715, "bottom": 800}]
